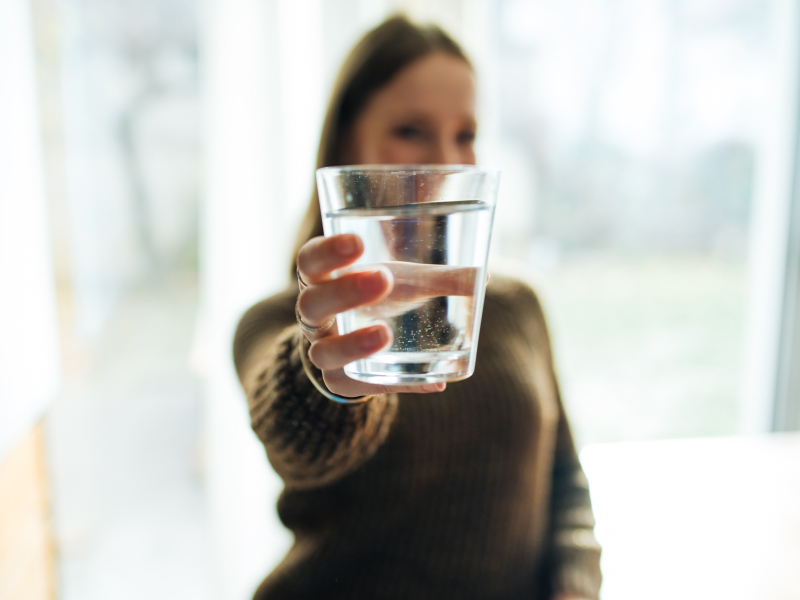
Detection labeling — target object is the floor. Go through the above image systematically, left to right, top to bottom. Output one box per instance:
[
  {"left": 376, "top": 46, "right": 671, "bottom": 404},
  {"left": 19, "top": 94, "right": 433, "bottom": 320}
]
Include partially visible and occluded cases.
[{"left": 45, "top": 277, "right": 212, "bottom": 599}]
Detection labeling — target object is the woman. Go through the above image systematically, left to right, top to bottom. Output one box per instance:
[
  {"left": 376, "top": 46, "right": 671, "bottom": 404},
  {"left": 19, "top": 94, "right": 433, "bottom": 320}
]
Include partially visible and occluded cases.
[{"left": 234, "top": 15, "right": 601, "bottom": 600}]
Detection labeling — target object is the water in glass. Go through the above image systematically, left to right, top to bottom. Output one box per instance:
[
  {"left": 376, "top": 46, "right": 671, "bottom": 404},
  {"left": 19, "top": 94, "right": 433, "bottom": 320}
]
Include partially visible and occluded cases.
[{"left": 325, "top": 199, "right": 494, "bottom": 384}]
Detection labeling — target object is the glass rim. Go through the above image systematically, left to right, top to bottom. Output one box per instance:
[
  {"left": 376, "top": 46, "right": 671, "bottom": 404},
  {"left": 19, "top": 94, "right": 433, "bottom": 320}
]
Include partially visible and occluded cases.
[{"left": 317, "top": 164, "right": 499, "bottom": 176}]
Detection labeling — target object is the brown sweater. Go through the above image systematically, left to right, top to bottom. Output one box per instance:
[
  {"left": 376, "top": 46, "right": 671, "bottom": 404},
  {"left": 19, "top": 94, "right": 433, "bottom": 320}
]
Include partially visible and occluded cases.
[{"left": 234, "top": 275, "right": 602, "bottom": 600}]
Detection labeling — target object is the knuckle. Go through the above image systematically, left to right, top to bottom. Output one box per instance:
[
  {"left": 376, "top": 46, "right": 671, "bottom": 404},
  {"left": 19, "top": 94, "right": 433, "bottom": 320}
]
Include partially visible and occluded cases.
[
  {"left": 296, "top": 237, "right": 323, "bottom": 275},
  {"left": 296, "top": 248, "right": 310, "bottom": 273},
  {"left": 296, "top": 288, "right": 317, "bottom": 321},
  {"left": 307, "top": 342, "right": 325, "bottom": 369}
]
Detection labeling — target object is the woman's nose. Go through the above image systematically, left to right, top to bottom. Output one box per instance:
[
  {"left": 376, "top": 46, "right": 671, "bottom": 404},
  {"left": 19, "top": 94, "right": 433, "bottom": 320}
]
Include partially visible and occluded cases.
[{"left": 427, "top": 137, "right": 462, "bottom": 165}]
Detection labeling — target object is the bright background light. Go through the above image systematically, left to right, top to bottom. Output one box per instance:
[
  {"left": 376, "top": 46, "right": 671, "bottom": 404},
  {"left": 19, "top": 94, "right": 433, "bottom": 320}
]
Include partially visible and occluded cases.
[{"left": 3, "top": 0, "right": 799, "bottom": 598}]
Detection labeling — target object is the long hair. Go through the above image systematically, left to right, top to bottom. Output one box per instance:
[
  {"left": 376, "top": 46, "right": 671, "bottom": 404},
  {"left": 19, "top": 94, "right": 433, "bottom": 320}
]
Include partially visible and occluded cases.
[{"left": 290, "top": 15, "right": 472, "bottom": 277}]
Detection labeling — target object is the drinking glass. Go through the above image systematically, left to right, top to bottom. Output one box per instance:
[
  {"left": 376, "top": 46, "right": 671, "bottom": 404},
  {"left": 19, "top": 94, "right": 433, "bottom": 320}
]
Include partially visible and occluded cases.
[{"left": 316, "top": 165, "right": 499, "bottom": 384}]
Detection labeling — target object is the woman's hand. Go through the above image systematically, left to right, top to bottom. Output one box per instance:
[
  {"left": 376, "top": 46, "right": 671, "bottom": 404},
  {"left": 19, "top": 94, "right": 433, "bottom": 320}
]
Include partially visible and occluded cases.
[{"left": 295, "top": 234, "right": 448, "bottom": 398}]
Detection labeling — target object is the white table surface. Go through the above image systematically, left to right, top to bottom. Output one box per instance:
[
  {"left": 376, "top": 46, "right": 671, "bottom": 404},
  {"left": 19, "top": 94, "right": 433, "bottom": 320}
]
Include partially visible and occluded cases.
[{"left": 581, "top": 433, "right": 800, "bottom": 600}]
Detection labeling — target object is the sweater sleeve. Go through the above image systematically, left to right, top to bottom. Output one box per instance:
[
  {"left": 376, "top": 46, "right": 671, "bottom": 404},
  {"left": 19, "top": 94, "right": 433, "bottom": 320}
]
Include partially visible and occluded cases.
[
  {"left": 507, "top": 279, "right": 602, "bottom": 599},
  {"left": 233, "top": 291, "right": 398, "bottom": 491},
  {"left": 547, "top": 394, "right": 603, "bottom": 599}
]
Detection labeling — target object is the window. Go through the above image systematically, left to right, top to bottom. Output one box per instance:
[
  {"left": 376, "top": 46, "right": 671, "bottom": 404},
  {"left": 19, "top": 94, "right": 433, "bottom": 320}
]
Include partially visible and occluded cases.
[{"left": 485, "top": 0, "right": 796, "bottom": 445}]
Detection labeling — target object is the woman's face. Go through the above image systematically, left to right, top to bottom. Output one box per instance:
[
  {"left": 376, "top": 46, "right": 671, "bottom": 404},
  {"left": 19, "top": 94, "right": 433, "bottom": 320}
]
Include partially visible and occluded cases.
[{"left": 348, "top": 52, "right": 477, "bottom": 165}]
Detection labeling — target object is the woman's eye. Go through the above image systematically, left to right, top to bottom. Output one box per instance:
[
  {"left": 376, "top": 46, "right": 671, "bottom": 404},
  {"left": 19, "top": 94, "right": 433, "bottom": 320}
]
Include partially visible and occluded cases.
[
  {"left": 393, "top": 125, "right": 424, "bottom": 140},
  {"left": 457, "top": 130, "right": 476, "bottom": 145}
]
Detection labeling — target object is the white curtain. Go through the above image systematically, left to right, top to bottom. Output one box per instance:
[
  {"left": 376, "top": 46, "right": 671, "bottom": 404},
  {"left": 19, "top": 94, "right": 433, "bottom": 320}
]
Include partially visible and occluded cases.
[{"left": 0, "top": 0, "right": 61, "bottom": 463}]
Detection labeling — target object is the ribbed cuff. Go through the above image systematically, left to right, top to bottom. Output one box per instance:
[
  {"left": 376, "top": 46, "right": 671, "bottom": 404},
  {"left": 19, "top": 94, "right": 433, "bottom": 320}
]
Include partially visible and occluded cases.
[
  {"left": 248, "top": 327, "right": 398, "bottom": 490},
  {"left": 551, "top": 547, "right": 602, "bottom": 600}
]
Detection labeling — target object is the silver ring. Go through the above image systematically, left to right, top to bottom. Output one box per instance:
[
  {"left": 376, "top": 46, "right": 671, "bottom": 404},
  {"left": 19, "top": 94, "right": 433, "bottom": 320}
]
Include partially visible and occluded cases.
[
  {"left": 296, "top": 266, "right": 309, "bottom": 290},
  {"left": 295, "top": 301, "right": 336, "bottom": 335},
  {"left": 298, "top": 334, "right": 374, "bottom": 404}
]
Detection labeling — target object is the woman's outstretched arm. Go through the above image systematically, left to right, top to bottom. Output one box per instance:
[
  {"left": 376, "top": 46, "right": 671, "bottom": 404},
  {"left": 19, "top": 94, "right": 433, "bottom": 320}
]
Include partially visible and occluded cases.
[
  {"left": 233, "top": 233, "right": 447, "bottom": 489},
  {"left": 234, "top": 292, "right": 399, "bottom": 490}
]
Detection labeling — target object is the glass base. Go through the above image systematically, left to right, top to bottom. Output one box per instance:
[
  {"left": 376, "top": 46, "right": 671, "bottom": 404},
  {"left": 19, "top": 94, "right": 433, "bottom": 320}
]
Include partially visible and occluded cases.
[{"left": 343, "top": 351, "right": 473, "bottom": 385}]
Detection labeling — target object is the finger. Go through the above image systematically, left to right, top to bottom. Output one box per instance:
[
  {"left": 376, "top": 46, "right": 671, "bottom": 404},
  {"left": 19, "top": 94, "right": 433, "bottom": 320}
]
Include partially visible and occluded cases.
[
  {"left": 297, "top": 234, "right": 363, "bottom": 285},
  {"left": 384, "top": 263, "right": 478, "bottom": 301},
  {"left": 297, "top": 267, "right": 393, "bottom": 327},
  {"left": 309, "top": 324, "right": 393, "bottom": 371},
  {"left": 322, "top": 368, "right": 447, "bottom": 397}
]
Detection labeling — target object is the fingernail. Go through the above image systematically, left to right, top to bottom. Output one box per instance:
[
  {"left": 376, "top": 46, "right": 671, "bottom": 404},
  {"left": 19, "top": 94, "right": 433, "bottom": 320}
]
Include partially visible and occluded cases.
[
  {"left": 335, "top": 235, "right": 359, "bottom": 256},
  {"left": 359, "top": 270, "right": 386, "bottom": 294},
  {"left": 361, "top": 326, "right": 388, "bottom": 350}
]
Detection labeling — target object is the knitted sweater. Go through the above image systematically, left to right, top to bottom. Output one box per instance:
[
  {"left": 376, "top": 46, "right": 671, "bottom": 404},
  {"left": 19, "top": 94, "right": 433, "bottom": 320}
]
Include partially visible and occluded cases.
[{"left": 234, "top": 275, "right": 602, "bottom": 600}]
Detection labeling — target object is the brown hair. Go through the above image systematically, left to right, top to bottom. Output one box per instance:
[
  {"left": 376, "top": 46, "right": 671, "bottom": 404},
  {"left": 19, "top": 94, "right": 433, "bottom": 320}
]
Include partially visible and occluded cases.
[{"left": 290, "top": 14, "right": 472, "bottom": 276}]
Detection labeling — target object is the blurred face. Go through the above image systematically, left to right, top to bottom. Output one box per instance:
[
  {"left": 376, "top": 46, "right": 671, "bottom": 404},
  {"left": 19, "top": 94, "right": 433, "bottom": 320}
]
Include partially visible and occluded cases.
[{"left": 347, "top": 52, "right": 477, "bottom": 165}]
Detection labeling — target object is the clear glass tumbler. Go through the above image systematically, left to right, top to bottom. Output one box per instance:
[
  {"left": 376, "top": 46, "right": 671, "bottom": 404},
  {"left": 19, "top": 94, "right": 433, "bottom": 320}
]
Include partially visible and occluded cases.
[{"left": 316, "top": 165, "right": 499, "bottom": 384}]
